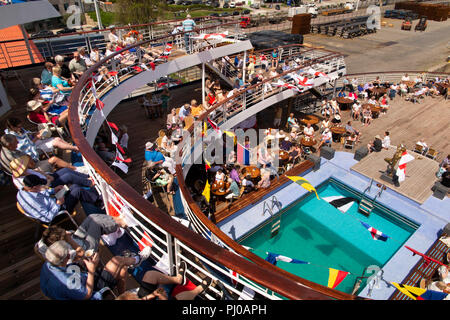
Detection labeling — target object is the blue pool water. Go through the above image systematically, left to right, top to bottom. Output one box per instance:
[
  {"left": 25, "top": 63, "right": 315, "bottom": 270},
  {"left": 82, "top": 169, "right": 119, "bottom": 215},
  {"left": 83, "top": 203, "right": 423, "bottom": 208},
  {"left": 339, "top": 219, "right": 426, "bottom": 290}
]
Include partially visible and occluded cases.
[{"left": 239, "top": 180, "right": 417, "bottom": 294}]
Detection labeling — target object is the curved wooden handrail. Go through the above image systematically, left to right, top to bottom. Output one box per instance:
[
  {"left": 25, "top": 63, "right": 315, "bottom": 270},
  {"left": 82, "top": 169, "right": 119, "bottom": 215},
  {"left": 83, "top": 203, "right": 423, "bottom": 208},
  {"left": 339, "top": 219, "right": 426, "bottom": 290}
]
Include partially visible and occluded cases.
[
  {"left": 68, "top": 29, "right": 344, "bottom": 300},
  {"left": 174, "top": 48, "right": 362, "bottom": 300}
]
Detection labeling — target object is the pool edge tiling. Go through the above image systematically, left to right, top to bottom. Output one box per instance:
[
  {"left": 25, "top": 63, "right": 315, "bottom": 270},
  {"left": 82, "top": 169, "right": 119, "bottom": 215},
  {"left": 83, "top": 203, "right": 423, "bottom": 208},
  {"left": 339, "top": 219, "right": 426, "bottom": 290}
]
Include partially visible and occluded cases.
[{"left": 217, "top": 151, "right": 450, "bottom": 300}]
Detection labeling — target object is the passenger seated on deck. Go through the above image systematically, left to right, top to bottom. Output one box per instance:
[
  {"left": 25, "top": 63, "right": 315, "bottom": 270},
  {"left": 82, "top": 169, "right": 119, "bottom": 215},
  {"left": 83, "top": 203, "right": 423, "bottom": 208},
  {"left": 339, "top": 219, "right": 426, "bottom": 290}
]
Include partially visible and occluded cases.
[
  {"left": 27, "top": 100, "right": 69, "bottom": 127},
  {"left": 4, "top": 118, "right": 78, "bottom": 170},
  {"left": 367, "top": 135, "right": 383, "bottom": 153},
  {"left": 152, "top": 168, "right": 175, "bottom": 195},
  {"left": 257, "top": 169, "right": 271, "bottom": 190},
  {"left": 17, "top": 174, "right": 101, "bottom": 224},
  {"left": 241, "top": 174, "right": 255, "bottom": 194},
  {"left": 35, "top": 214, "right": 128, "bottom": 258},
  {"left": 40, "top": 240, "right": 151, "bottom": 300},
  {"left": 117, "top": 261, "right": 212, "bottom": 300}
]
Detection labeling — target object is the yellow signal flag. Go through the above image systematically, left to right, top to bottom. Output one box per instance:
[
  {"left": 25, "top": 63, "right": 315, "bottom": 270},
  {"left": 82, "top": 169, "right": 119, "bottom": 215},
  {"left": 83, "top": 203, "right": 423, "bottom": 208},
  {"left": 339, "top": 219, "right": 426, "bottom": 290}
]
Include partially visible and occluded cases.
[
  {"left": 287, "top": 176, "right": 320, "bottom": 200},
  {"left": 202, "top": 179, "right": 211, "bottom": 203}
]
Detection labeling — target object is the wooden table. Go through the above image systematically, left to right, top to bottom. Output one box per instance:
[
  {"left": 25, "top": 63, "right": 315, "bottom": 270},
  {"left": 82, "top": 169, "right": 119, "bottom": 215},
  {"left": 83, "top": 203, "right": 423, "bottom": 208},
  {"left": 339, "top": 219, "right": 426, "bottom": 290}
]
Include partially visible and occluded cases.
[
  {"left": 402, "top": 81, "right": 416, "bottom": 88},
  {"left": 369, "top": 87, "right": 387, "bottom": 99},
  {"left": 336, "top": 97, "right": 354, "bottom": 110},
  {"left": 370, "top": 105, "right": 383, "bottom": 118},
  {"left": 299, "top": 115, "right": 319, "bottom": 126},
  {"left": 330, "top": 126, "right": 346, "bottom": 142},
  {"left": 300, "top": 137, "right": 317, "bottom": 147},
  {"left": 279, "top": 150, "right": 289, "bottom": 161},
  {"left": 242, "top": 166, "right": 260, "bottom": 179},
  {"left": 211, "top": 180, "right": 230, "bottom": 196}
]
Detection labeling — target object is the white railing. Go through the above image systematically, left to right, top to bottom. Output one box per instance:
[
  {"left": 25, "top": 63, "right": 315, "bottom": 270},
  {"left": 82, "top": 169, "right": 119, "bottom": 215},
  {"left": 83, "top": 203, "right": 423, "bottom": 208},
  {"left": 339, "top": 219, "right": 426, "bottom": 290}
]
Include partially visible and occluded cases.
[{"left": 71, "top": 31, "right": 361, "bottom": 299}]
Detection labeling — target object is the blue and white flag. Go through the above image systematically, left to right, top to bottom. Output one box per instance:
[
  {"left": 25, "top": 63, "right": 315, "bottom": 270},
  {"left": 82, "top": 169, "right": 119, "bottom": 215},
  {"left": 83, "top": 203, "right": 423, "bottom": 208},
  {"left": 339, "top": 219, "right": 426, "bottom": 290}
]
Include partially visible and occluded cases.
[
  {"left": 360, "top": 221, "right": 389, "bottom": 241},
  {"left": 265, "top": 252, "right": 309, "bottom": 266}
]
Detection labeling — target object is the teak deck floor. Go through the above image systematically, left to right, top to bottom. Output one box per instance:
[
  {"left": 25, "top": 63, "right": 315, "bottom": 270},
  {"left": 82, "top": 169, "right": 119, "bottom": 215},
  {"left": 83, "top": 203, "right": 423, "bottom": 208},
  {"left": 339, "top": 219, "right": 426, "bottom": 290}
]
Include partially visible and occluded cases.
[{"left": 351, "top": 148, "right": 440, "bottom": 204}]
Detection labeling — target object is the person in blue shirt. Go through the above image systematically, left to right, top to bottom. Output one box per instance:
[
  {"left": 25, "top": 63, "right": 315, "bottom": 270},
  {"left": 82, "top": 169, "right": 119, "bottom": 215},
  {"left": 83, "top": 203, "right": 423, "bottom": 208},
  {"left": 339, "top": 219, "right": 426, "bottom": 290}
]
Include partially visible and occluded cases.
[
  {"left": 182, "top": 14, "right": 196, "bottom": 54},
  {"left": 41, "top": 62, "right": 54, "bottom": 86},
  {"left": 337, "top": 89, "right": 346, "bottom": 97},
  {"left": 144, "top": 142, "right": 166, "bottom": 165},
  {"left": 17, "top": 174, "right": 100, "bottom": 224},
  {"left": 40, "top": 240, "right": 151, "bottom": 300}
]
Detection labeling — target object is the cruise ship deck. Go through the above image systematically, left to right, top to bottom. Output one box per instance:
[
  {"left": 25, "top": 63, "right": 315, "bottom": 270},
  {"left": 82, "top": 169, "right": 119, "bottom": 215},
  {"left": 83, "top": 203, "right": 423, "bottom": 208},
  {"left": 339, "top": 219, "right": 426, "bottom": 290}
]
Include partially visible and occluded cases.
[{"left": 1, "top": 1, "right": 449, "bottom": 301}]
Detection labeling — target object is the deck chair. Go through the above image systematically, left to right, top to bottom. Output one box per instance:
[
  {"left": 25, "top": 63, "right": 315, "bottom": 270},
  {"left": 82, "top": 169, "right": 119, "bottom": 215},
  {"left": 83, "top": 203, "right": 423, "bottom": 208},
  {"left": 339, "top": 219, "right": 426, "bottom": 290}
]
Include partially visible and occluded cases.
[
  {"left": 27, "top": 114, "right": 65, "bottom": 139},
  {"left": 183, "top": 115, "right": 194, "bottom": 130},
  {"left": 158, "top": 130, "right": 166, "bottom": 138},
  {"left": 155, "top": 137, "right": 163, "bottom": 149},
  {"left": 344, "top": 138, "right": 356, "bottom": 150},
  {"left": 413, "top": 144, "right": 424, "bottom": 154},
  {"left": 425, "top": 148, "right": 438, "bottom": 160},
  {"left": 17, "top": 202, "right": 77, "bottom": 227}
]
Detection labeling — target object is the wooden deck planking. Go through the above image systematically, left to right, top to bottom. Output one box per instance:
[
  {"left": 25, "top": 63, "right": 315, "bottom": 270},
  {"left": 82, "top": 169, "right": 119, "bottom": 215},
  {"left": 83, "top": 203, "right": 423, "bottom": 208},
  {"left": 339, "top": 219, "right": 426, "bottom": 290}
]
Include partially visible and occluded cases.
[{"left": 350, "top": 148, "right": 440, "bottom": 204}]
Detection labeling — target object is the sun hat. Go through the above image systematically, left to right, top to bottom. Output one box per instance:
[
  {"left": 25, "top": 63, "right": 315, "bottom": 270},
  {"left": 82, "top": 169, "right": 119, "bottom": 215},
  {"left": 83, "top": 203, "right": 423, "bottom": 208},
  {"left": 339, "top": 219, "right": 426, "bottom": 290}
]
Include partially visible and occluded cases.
[
  {"left": 27, "top": 100, "right": 42, "bottom": 112},
  {"left": 375, "top": 135, "right": 381, "bottom": 140},
  {"left": 145, "top": 142, "right": 154, "bottom": 150},
  {"left": 9, "top": 155, "right": 30, "bottom": 178}
]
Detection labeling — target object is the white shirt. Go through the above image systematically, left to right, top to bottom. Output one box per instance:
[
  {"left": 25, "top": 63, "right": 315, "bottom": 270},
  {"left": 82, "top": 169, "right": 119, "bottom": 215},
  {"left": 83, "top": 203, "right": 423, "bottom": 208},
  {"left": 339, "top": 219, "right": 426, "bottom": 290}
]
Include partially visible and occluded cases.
[
  {"left": 109, "top": 32, "right": 119, "bottom": 44},
  {"left": 90, "top": 50, "right": 103, "bottom": 63},
  {"left": 401, "top": 75, "right": 410, "bottom": 81},
  {"left": 304, "top": 126, "right": 314, "bottom": 137},
  {"left": 382, "top": 136, "right": 390, "bottom": 149},
  {"left": 215, "top": 171, "right": 225, "bottom": 182}
]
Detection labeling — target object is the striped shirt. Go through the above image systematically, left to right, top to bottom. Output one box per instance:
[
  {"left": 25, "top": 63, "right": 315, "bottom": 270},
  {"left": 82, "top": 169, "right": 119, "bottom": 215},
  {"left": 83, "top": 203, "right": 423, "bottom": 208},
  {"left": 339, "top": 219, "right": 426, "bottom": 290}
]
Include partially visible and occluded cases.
[
  {"left": 182, "top": 19, "right": 196, "bottom": 32},
  {"left": 4, "top": 128, "right": 39, "bottom": 161},
  {"left": 17, "top": 188, "right": 61, "bottom": 223}
]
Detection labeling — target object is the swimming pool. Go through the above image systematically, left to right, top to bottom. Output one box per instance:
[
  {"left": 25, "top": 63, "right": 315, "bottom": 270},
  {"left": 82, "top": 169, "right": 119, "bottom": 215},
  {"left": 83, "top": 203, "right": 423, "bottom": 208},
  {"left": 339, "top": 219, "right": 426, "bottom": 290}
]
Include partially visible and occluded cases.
[{"left": 239, "top": 179, "right": 418, "bottom": 295}]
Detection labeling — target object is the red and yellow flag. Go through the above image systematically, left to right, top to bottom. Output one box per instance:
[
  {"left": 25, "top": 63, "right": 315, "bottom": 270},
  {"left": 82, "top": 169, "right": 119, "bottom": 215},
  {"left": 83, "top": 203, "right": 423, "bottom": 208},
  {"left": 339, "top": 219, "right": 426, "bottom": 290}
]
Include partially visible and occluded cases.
[{"left": 327, "top": 268, "right": 349, "bottom": 289}]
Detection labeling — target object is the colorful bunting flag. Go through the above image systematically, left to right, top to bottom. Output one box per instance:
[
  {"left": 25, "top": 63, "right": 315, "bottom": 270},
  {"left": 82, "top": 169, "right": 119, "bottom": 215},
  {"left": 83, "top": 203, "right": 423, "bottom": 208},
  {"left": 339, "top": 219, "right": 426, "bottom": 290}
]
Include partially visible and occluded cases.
[
  {"left": 207, "top": 117, "right": 221, "bottom": 135},
  {"left": 108, "top": 121, "right": 119, "bottom": 132},
  {"left": 236, "top": 142, "right": 250, "bottom": 165},
  {"left": 396, "top": 150, "right": 415, "bottom": 182},
  {"left": 205, "top": 158, "right": 211, "bottom": 171},
  {"left": 286, "top": 176, "right": 320, "bottom": 200},
  {"left": 202, "top": 179, "right": 211, "bottom": 203},
  {"left": 322, "top": 196, "right": 357, "bottom": 213},
  {"left": 360, "top": 221, "right": 389, "bottom": 241},
  {"left": 138, "top": 231, "right": 154, "bottom": 251},
  {"left": 405, "top": 246, "right": 447, "bottom": 267},
  {"left": 265, "top": 252, "right": 309, "bottom": 266},
  {"left": 328, "top": 268, "right": 349, "bottom": 289},
  {"left": 391, "top": 283, "right": 448, "bottom": 300}
]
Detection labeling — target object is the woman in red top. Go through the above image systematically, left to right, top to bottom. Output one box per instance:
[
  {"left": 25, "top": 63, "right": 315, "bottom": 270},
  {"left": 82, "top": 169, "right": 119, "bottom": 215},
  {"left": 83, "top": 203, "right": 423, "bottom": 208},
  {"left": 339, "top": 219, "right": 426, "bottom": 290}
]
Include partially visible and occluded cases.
[{"left": 27, "top": 100, "right": 69, "bottom": 127}]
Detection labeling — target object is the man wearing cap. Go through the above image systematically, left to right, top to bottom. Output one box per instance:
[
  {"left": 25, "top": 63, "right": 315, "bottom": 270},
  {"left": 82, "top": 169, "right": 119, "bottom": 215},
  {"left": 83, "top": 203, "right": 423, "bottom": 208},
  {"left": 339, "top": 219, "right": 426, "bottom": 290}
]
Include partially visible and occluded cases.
[
  {"left": 182, "top": 14, "right": 196, "bottom": 54},
  {"left": 178, "top": 103, "right": 191, "bottom": 122},
  {"left": 368, "top": 135, "right": 383, "bottom": 153},
  {"left": 144, "top": 142, "right": 176, "bottom": 174},
  {"left": 17, "top": 174, "right": 101, "bottom": 224}
]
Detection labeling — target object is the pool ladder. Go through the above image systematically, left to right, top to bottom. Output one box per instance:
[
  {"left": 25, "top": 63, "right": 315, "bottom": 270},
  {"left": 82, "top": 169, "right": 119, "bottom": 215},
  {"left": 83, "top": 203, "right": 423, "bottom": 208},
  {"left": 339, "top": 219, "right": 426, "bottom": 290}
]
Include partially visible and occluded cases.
[
  {"left": 359, "top": 179, "right": 386, "bottom": 217},
  {"left": 263, "top": 196, "right": 282, "bottom": 238}
]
